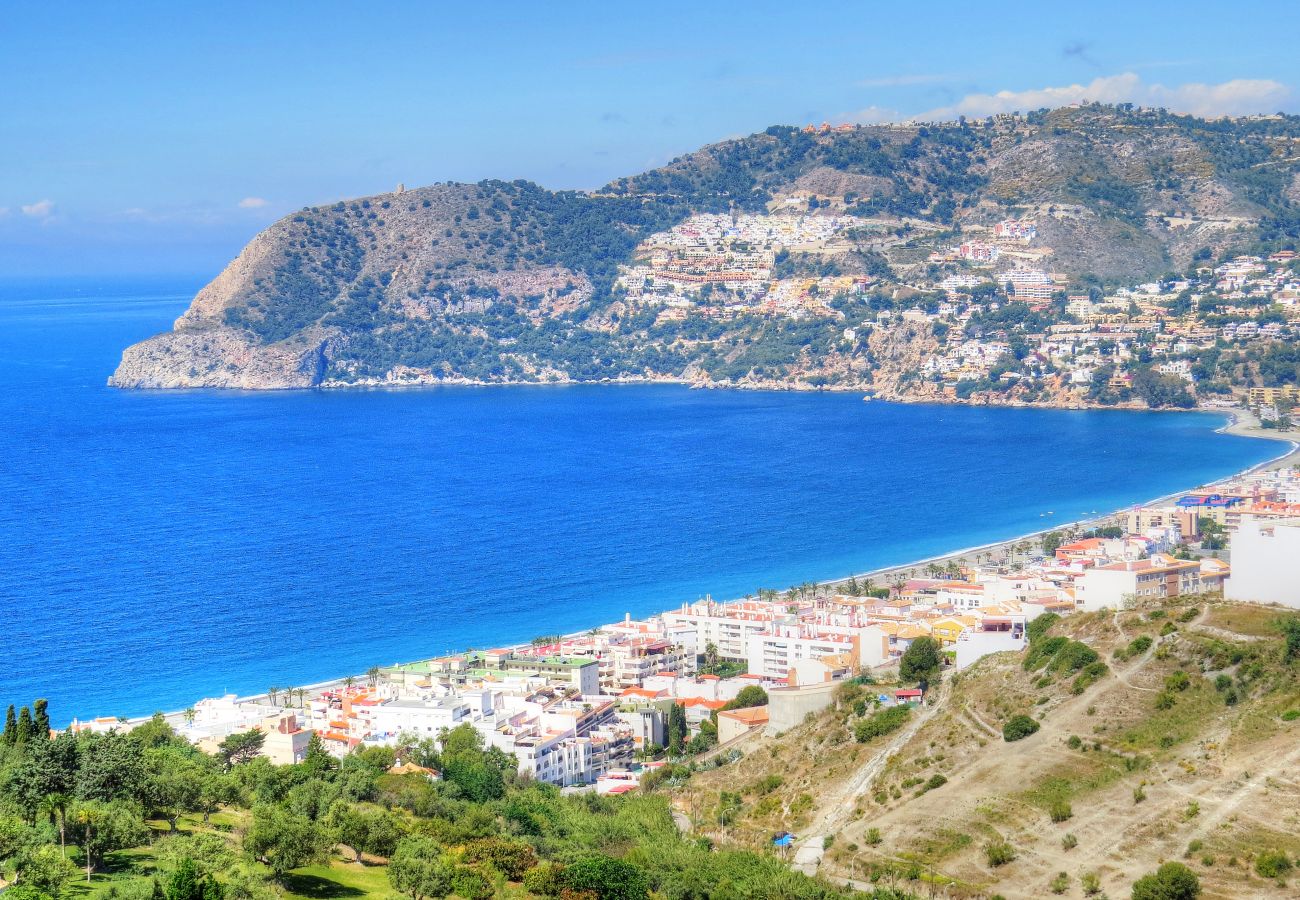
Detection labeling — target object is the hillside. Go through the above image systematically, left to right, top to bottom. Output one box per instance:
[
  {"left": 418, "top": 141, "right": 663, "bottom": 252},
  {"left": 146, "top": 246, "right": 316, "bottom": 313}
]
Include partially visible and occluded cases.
[
  {"left": 111, "top": 105, "right": 1300, "bottom": 393},
  {"left": 664, "top": 598, "right": 1300, "bottom": 899}
]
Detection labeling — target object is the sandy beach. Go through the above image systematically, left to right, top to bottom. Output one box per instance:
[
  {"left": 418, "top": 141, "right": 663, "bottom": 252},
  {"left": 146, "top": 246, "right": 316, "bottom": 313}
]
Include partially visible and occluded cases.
[{"left": 814, "top": 405, "right": 1300, "bottom": 592}]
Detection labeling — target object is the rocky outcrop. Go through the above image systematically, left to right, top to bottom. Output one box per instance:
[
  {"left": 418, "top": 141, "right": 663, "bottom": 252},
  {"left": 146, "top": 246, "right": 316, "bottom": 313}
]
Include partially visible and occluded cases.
[{"left": 109, "top": 326, "right": 332, "bottom": 389}]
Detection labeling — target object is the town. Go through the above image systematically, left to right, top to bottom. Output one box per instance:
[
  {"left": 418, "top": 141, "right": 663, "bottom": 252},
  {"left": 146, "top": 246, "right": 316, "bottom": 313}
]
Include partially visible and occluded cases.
[
  {"left": 613, "top": 193, "right": 1300, "bottom": 419},
  {"left": 65, "top": 463, "right": 1300, "bottom": 794}
]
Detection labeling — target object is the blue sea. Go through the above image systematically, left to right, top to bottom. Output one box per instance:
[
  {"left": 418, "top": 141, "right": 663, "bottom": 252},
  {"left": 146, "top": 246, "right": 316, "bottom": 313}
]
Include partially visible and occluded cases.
[{"left": 0, "top": 279, "right": 1280, "bottom": 724}]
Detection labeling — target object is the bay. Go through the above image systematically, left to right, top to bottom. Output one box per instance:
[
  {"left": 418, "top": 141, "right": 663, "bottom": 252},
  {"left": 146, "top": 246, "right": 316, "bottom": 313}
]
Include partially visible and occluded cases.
[{"left": 0, "top": 279, "right": 1278, "bottom": 723}]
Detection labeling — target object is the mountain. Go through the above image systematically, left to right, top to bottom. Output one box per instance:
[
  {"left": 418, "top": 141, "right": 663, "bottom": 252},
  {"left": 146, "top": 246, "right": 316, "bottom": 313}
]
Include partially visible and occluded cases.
[
  {"left": 111, "top": 104, "right": 1300, "bottom": 391},
  {"left": 667, "top": 600, "right": 1300, "bottom": 899}
]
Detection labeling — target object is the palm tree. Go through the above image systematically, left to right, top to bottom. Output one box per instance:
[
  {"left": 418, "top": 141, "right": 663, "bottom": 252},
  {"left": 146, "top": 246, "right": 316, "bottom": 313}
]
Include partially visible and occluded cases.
[
  {"left": 702, "top": 641, "right": 720, "bottom": 674},
  {"left": 366, "top": 667, "right": 381, "bottom": 688},
  {"left": 344, "top": 676, "right": 355, "bottom": 691},
  {"left": 267, "top": 686, "right": 279, "bottom": 706},
  {"left": 296, "top": 688, "right": 306, "bottom": 706},
  {"left": 182, "top": 707, "right": 196, "bottom": 727},
  {"left": 40, "top": 791, "right": 70, "bottom": 856}
]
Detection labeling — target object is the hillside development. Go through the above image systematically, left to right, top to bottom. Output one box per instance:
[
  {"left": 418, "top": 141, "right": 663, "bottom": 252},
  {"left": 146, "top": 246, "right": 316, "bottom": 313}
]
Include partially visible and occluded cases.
[
  {"left": 111, "top": 105, "right": 1300, "bottom": 420},
  {"left": 665, "top": 599, "right": 1300, "bottom": 899}
]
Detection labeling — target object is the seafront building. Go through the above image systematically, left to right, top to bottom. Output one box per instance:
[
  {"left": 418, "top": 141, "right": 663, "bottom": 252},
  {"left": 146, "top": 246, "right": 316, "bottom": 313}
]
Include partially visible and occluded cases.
[{"left": 100, "top": 465, "right": 1300, "bottom": 788}]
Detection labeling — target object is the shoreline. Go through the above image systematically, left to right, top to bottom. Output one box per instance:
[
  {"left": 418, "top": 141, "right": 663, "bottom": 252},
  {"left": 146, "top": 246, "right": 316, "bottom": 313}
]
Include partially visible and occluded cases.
[{"left": 116, "top": 406, "right": 1299, "bottom": 729}]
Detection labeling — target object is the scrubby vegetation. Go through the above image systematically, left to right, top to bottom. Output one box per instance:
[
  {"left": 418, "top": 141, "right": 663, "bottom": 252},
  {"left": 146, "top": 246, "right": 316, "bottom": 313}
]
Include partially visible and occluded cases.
[{"left": 0, "top": 710, "right": 874, "bottom": 900}]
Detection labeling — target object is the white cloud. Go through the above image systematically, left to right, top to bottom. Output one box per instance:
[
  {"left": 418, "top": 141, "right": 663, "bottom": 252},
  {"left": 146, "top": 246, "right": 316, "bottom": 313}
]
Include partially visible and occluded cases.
[
  {"left": 850, "top": 73, "right": 1292, "bottom": 123},
  {"left": 238, "top": 196, "right": 268, "bottom": 209},
  {"left": 21, "top": 199, "right": 55, "bottom": 218},
  {"left": 0, "top": 207, "right": 9, "bottom": 218}
]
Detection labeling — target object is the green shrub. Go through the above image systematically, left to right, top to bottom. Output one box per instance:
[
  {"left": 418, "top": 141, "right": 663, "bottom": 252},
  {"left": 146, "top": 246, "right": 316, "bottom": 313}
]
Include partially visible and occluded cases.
[
  {"left": 1128, "top": 635, "right": 1153, "bottom": 656},
  {"left": 1071, "top": 660, "right": 1109, "bottom": 694},
  {"left": 1164, "top": 671, "right": 1191, "bottom": 692},
  {"left": 1154, "top": 691, "right": 1177, "bottom": 711},
  {"left": 854, "top": 705, "right": 910, "bottom": 743},
  {"left": 1281, "top": 709, "right": 1300, "bottom": 722},
  {"left": 1003, "top": 715, "right": 1040, "bottom": 742},
  {"left": 1067, "top": 735, "right": 1082, "bottom": 750},
  {"left": 921, "top": 774, "right": 947, "bottom": 793},
  {"left": 1049, "top": 799, "right": 1073, "bottom": 823},
  {"left": 865, "top": 827, "right": 882, "bottom": 846},
  {"left": 1062, "top": 833, "right": 1078, "bottom": 851},
  {"left": 985, "top": 841, "right": 1016, "bottom": 867},
  {"left": 1254, "top": 849, "right": 1292, "bottom": 878},
  {"left": 1131, "top": 861, "right": 1199, "bottom": 900},
  {"left": 1050, "top": 871, "right": 1069, "bottom": 894},
  {"left": 1081, "top": 871, "right": 1101, "bottom": 895}
]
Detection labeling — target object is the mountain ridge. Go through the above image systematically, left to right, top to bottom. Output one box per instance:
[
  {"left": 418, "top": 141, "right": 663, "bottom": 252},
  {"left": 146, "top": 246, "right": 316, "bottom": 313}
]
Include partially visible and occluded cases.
[{"left": 111, "top": 104, "right": 1300, "bottom": 394}]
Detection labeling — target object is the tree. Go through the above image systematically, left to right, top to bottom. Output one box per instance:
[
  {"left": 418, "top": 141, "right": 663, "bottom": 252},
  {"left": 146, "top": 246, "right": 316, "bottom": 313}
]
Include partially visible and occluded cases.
[
  {"left": 1280, "top": 617, "right": 1300, "bottom": 662},
  {"left": 899, "top": 636, "right": 943, "bottom": 685},
  {"left": 702, "top": 641, "right": 720, "bottom": 674},
  {"left": 724, "top": 686, "right": 768, "bottom": 710},
  {"left": 32, "top": 700, "right": 50, "bottom": 738},
  {"left": 666, "top": 703, "right": 687, "bottom": 756},
  {"left": 4, "top": 705, "right": 16, "bottom": 744},
  {"left": 16, "top": 707, "right": 34, "bottom": 744},
  {"left": 217, "top": 730, "right": 266, "bottom": 769},
  {"left": 76, "top": 732, "right": 147, "bottom": 803},
  {"left": 148, "top": 748, "right": 207, "bottom": 831},
  {"left": 196, "top": 771, "right": 237, "bottom": 824},
  {"left": 69, "top": 800, "right": 150, "bottom": 880},
  {"left": 330, "top": 803, "right": 402, "bottom": 863},
  {"left": 242, "top": 804, "right": 330, "bottom": 880},
  {"left": 154, "top": 833, "right": 235, "bottom": 878},
  {"left": 388, "top": 836, "right": 454, "bottom": 900},
  {"left": 461, "top": 837, "right": 537, "bottom": 881},
  {"left": 16, "top": 843, "right": 78, "bottom": 897},
  {"left": 561, "top": 855, "right": 651, "bottom": 900},
  {"left": 1130, "top": 861, "right": 1200, "bottom": 900}
]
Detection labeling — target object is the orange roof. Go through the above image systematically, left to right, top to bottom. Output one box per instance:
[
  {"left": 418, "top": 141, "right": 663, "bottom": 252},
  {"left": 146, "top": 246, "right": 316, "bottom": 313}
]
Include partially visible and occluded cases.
[
  {"left": 619, "top": 687, "right": 666, "bottom": 699},
  {"left": 681, "top": 698, "right": 727, "bottom": 710},
  {"left": 717, "top": 706, "right": 770, "bottom": 725}
]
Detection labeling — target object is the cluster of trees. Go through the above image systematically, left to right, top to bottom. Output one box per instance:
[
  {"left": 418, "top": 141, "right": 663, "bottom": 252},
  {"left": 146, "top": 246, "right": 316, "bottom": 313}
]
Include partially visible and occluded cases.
[
  {"left": 1, "top": 701, "right": 876, "bottom": 900},
  {"left": 3, "top": 701, "right": 51, "bottom": 747}
]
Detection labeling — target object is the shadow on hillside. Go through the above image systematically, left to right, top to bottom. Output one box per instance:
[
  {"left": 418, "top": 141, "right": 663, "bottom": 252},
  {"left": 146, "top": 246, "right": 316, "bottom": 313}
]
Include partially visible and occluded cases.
[{"left": 279, "top": 874, "right": 365, "bottom": 898}]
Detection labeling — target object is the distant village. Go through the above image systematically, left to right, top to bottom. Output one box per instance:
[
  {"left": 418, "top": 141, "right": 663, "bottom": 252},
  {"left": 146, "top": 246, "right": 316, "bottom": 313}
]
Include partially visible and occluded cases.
[
  {"left": 614, "top": 198, "right": 1300, "bottom": 419},
  {"left": 71, "top": 466, "right": 1300, "bottom": 794}
]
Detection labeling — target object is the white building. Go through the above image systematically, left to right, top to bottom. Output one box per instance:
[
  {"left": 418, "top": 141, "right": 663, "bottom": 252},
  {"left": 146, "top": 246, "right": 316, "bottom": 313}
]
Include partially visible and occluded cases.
[{"left": 1226, "top": 518, "right": 1300, "bottom": 607}]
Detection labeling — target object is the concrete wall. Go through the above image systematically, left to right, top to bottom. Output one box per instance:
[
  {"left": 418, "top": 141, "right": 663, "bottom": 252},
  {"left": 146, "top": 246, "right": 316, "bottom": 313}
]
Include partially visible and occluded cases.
[
  {"left": 1226, "top": 520, "right": 1300, "bottom": 607},
  {"left": 765, "top": 680, "right": 839, "bottom": 735}
]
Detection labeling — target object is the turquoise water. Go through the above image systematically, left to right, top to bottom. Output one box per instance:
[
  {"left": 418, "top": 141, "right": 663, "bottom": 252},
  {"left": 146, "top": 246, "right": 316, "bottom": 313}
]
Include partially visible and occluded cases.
[{"left": 0, "top": 279, "right": 1278, "bottom": 724}]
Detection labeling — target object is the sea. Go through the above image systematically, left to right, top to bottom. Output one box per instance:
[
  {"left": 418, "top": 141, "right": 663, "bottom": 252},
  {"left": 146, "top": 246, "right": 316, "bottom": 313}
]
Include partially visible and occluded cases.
[{"left": 0, "top": 278, "right": 1281, "bottom": 725}]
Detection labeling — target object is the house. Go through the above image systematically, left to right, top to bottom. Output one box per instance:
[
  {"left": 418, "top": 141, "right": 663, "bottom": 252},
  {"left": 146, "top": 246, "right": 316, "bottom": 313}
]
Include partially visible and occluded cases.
[
  {"left": 1225, "top": 518, "right": 1300, "bottom": 607},
  {"left": 1074, "top": 554, "right": 1207, "bottom": 609},
  {"left": 954, "top": 614, "right": 1027, "bottom": 669},
  {"left": 716, "top": 706, "right": 770, "bottom": 744}
]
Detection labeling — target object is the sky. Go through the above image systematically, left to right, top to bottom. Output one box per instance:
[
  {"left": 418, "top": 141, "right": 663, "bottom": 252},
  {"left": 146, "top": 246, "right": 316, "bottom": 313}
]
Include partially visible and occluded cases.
[{"left": 2, "top": 1, "right": 1298, "bottom": 278}]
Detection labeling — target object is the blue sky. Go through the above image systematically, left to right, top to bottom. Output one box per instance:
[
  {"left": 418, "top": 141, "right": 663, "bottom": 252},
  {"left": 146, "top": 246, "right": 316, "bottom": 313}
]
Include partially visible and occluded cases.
[{"left": 2, "top": 1, "right": 1297, "bottom": 278}]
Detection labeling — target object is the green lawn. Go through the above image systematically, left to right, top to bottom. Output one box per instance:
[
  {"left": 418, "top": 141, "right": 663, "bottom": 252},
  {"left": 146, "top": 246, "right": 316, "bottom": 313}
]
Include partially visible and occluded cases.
[{"left": 282, "top": 860, "right": 393, "bottom": 900}]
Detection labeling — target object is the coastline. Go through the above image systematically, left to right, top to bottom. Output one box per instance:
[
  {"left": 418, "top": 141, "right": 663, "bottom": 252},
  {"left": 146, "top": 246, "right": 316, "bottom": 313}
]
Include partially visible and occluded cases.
[{"left": 121, "top": 406, "right": 1298, "bottom": 730}]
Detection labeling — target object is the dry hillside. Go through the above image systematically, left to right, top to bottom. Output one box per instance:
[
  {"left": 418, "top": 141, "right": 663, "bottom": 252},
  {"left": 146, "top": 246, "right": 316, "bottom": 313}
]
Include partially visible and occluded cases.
[{"left": 668, "top": 599, "right": 1300, "bottom": 899}]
